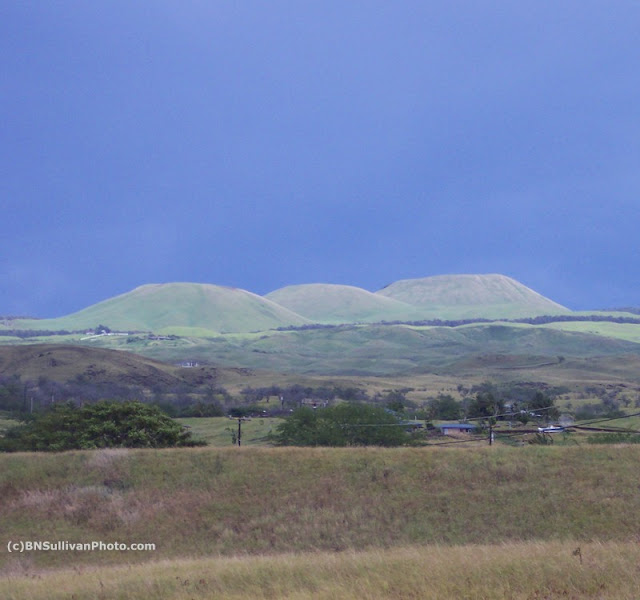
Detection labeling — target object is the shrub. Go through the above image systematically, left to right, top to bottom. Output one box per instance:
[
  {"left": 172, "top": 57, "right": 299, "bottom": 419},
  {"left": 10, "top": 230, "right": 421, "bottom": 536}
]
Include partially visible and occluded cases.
[{"left": 0, "top": 401, "right": 205, "bottom": 452}]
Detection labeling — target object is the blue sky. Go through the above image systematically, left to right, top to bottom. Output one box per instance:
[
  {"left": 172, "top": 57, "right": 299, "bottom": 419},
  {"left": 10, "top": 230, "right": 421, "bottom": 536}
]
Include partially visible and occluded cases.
[{"left": 2, "top": 1, "right": 639, "bottom": 317}]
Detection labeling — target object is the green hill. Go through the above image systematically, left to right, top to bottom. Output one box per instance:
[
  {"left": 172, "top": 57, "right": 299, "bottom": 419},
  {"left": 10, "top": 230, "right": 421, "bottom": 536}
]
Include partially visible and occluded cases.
[
  {"left": 5, "top": 274, "right": 570, "bottom": 334},
  {"left": 376, "top": 274, "right": 569, "bottom": 319},
  {"left": 13, "top": 283, "right": 310, "bottom": 334},
  {"left": 265, "top": 283, "right": 419, "bottom": 323}
]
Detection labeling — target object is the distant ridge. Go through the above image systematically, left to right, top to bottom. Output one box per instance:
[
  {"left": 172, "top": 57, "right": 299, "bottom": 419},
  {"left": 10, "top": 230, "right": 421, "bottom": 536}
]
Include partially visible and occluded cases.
[
  {"left": 9, "top": 274, "right": 570, "bottom": 334},
  {"left": 376, "top": 274, "right": 569, "bottom": 319},
  {"left": 265, "top": 283, "right": 419, "bottom": 324}
]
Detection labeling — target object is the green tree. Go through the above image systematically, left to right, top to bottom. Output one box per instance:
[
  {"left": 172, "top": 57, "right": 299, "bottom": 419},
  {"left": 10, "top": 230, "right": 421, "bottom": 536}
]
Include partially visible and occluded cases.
[
  {"left": 0, "top": 375, "right": 23, "bottom": 412},
  {"left": 528, "top": 391, "right": 561, "bottom": 420},
  {"left": 467, "top": 392, "right": 505, "bottom": 420},
  {"left": 427, "top": 394, "right": 461, "bottom": 420},
  {"left": 0, "top": 401, "right": 204, "bottom": 452},
  {"left": 272, "top": 403, "right": 409, "bottom": 447}
]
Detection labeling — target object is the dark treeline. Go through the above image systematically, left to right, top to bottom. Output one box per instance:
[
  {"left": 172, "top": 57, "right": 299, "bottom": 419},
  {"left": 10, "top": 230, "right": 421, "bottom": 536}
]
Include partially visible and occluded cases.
[
  {"left": 391, "top": 314, "right": 640, "bottom": 327},
  {"left": 0, "top": 315, "right": 40, "bottom": 321},
  {"left": 0, "top": 329, "right": 76, "bottom": 338},
  {"left": 0, "top": 374, "right": 232, "bottom": 418},
  {"left": 2, "top": 374, "right": 637, "bottom": 424},
  {"left": 0, "top": 376, "right": 408, "bottom": 420}
]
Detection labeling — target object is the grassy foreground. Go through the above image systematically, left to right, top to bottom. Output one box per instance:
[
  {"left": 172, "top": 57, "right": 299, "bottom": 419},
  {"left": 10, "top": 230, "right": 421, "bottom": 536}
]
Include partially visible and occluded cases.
[
  {"left": 2, "top": 445, "right": 640, "bottom": 597},
  {"left": 2, "top": 541, "right": 639, "bottom": 600}
]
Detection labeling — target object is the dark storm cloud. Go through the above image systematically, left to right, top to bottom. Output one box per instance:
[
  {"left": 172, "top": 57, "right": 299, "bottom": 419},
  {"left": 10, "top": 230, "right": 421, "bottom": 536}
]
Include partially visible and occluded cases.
[{"left": 1, "top": 1, "right": 639, "bottom": 316}]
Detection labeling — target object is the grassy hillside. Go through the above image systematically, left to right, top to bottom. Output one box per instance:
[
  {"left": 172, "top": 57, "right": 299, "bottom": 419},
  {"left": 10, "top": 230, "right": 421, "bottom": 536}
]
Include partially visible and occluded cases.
[
  {"left": 5, "top": 274, "right": 571, "bottom": 334},
  {"left": 376, "top": 274, "right": 569, "bottom": 318},
  {"left": 12, "top": 283, "right": 310, "bottom": 334},
  {"left": 265, "top": 283, "right": 419, "bottom": 323},
  {"left": 539, "top": 319, "right": 640, "bottom": 344},
  {"left": 3, "top": 320, "right": 640, "bottom": 407},
  {"left": 104, "top": 322, "right": 640, "bottom": 376},
  {"left": 0, "top": 344, "right": 239, "bottom": 389}
]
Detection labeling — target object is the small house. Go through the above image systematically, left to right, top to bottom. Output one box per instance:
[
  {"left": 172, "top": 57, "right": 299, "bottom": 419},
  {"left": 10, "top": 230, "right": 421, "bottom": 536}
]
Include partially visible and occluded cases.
[{"left": 438, "top": 423, "right": 478, "bottom": 435}]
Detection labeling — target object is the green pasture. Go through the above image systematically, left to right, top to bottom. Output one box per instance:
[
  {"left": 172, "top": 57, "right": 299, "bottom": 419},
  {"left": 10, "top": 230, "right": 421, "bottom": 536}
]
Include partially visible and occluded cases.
[{"left": 176, "top": 417, "right": 283, "bottom": 446}]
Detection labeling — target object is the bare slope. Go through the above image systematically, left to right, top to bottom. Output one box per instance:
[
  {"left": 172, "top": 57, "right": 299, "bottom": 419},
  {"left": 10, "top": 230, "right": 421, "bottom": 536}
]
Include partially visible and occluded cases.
[
  {"left": 376, "top": 274, "right": 569, "bottom": 319},
  {"left": 14, "top": 283, "right": 310, "bottom": 334},
  {"left": 265, "top": 283, "right": 419, "bottom": 323},
  {"left": 0, "top": 344, "right": 228, "bottom": 387}
]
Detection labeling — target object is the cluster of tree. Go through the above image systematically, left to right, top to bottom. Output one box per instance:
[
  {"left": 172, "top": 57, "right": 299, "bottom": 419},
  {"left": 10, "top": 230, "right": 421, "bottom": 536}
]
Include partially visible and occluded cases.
[
  {"left": 275, "top": 323, "right": 343, "bottom": 331},
  {"left": 2, "top": 373, "right": 570, "bottom": 425},
  {"left": 0, "top": 375, "right": 234, "bottom": 417},
  {"left": 0, "top": 375, "right": 149, "bottom": 414},
  {"left": 0, "top": 375, "right": 23, "bottom": 412},
  {"left": 425, "top": 382, "right": 561, "bottom": 423},
  {"left": 239, "top": 384, "right": 371, "bottom": 407},
  {"left": 238, "top": 385, "right": 418, "bottom": 418},
  {"left": 378, "top": 389, "right": 417, "bottom": 414},
  {"left": 154, "top": 397, "right": 226, "bottom": 418},
  {"left": 0, "top": 401, "right": 204, "bottom": 452},
  {"left": 573, "top": 402, "right": 628, "bottom": 421},
  {"left": 271, "top": 404, "right": 410, "bottom": 447}
]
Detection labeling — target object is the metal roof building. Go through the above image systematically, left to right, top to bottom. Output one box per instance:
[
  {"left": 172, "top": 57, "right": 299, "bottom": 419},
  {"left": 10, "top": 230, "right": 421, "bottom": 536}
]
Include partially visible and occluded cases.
[{"left": 438, "top": 423, "right": 478, "bottom": 435}]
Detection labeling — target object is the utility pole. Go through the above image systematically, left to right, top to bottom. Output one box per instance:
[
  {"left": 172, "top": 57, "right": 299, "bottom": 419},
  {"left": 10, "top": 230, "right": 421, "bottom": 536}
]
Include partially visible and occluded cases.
[{"left": 236, "top": 417, "right": 250, "bottom": 447}]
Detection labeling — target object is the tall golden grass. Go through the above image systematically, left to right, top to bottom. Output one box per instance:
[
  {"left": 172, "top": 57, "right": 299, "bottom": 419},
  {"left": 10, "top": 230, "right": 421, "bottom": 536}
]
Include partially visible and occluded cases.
[{"left": 2, "top": 541, "right": 639, "bottom": 599}]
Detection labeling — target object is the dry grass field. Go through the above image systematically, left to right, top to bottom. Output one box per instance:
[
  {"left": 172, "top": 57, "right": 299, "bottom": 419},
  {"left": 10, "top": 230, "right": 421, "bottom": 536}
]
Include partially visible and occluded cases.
[
  {"left": 2, "top": 445, "right": 640, "bottom": 598},
  {"left": 2, "top": 541, "right": 639, "bottom": 600}
]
